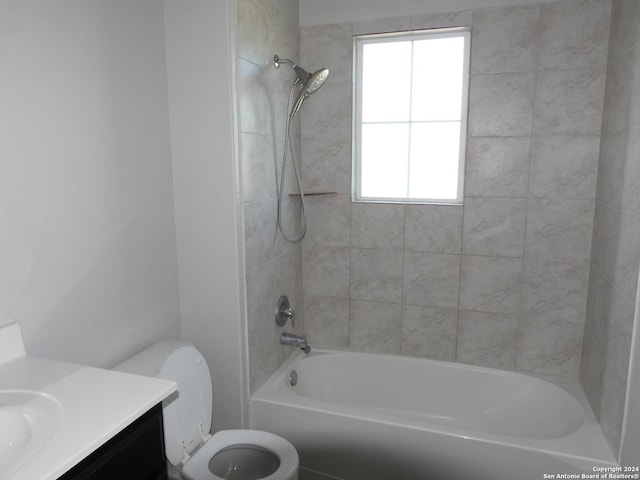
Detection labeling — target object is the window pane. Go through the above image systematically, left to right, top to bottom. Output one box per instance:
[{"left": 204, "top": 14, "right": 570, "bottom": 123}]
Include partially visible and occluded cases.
[
  {"left": 355, "top": 29, "right": 469, "bottom": 204},
  {"left": 411, "top": 37, "right": 465, "bottom": 122},
  {"left": 362, "top": 41, "right": 412, "bottom": 122},
  {"left": 408, "top": 122, "right": 460, "bottom": 200},
  {"left": 361, "top": 123, "right": 409, "bottom": 198}
]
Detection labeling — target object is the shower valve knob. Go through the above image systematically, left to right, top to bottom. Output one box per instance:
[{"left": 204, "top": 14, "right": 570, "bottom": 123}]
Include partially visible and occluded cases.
[{"left": 275, "top": 295, "right": 295, "bottom": 327}]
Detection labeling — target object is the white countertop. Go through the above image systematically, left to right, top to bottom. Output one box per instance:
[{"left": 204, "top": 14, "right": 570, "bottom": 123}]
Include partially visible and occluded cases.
[{"left": 0, "top": 324, "right": 176, "bottom": 480}]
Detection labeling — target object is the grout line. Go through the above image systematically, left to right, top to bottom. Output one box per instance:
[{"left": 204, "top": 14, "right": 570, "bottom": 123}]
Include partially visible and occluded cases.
[
  {"left": 514, "top": 4, "right": 543, "bottom": 371},
  {"left": 400, "top": 204, "right": 407, "bottom": 354}
]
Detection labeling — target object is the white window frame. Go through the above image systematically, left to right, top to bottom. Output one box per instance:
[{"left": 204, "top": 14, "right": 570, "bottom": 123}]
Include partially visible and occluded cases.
[{"left": 353, "top": 27, "right": 471, "bottom": 205}]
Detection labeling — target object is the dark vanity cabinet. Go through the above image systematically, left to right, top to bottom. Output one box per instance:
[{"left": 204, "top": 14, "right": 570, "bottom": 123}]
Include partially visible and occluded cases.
[{"left": 59, "top": 404, "right": 167, "bottom": 480}]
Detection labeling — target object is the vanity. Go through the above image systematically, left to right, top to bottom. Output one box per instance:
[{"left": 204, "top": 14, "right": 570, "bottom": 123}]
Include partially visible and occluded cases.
[{"left": 0, "top": 323, "right": 176, "bottom": 480}]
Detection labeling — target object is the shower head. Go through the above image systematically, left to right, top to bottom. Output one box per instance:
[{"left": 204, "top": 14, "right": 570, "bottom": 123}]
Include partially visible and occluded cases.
[
  {"left": 274, "top": 55, "right": 330, "bottom": 118},
  {"left": 290, "top": 67, "right": 329, "bottom": 118}
]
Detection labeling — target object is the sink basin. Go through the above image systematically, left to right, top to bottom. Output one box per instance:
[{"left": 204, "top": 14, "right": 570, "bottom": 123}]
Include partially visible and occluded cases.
[{"left": 0, "top": 390, "right": 63, "bottom": 478}]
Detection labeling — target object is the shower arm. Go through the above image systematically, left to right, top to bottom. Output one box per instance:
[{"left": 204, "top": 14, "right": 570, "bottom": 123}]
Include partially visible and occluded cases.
[
  {"left": 273, "top": 55, "right": 309, "bottom": 84},
  {"left": 273, "top": 55, "right": 294, "bottom": 68}
]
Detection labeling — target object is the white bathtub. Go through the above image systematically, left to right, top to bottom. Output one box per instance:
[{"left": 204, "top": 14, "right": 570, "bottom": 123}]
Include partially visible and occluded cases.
[{"left": 250, "top": 349, "right": 618, "bottom": 480}]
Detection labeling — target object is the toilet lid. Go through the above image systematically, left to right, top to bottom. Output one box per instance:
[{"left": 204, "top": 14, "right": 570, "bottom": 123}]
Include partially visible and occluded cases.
[{"left": 159, "top": 345, "right": 213, "bottom": 465}]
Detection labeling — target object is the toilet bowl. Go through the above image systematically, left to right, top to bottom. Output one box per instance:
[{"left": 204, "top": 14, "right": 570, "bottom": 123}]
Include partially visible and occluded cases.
[
  {"left": 114, "top": 340, "right": 298, "bottom": 480},
  {"left": 182, "top": 430, "right": 297, "bottom": 480}
]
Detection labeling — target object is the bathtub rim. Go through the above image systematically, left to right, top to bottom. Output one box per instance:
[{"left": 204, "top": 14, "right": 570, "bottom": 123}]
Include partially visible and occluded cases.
[{"left": 251, "top": 348, "right": 617, "bottom": 466}]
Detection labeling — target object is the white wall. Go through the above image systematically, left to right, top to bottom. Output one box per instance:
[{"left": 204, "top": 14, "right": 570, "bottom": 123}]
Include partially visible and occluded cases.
[
  {"left": 0, "top": 0, "right": 181, "bottom": 367},
  {"left": 164, "top": 0, "right": 248, "bottom": 430},
  {"left": 299, "top": 0, "right": 558, "bottom": 26}
]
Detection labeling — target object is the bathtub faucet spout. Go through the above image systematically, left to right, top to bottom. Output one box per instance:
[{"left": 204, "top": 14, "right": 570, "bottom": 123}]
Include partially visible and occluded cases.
[{"left": 280, "top": 332, "right": 311, "bottom": 354}]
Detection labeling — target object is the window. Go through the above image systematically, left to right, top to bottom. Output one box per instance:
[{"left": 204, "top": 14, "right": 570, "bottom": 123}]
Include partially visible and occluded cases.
[{"left": 353, "top": 28, "right": 471, "bottom": 204}]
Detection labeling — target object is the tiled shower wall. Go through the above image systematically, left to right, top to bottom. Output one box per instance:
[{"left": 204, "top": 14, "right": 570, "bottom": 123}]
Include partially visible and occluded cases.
[
  {"left": 237, "top": 0, "right": 306, "bottom": 392},
  {"left": 300, "top": 0, "right": 611, "bottom": 376},
  {"left": 581, "top": 0, "right": 640, "bottom": 455}
]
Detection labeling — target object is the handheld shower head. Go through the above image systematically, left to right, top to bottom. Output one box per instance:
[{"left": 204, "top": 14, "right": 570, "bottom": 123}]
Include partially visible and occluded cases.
[
  {"left": 273, "top": 55, "right": 330, "bottom": 118},
  {"left": 290, "top": 67, "right": 330, "bottom": 118}
]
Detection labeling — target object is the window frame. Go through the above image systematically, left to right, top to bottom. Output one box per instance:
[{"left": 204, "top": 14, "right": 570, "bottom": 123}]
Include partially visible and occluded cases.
[{"left": 352, "top": 27, "right": 471, "bottom": 205}]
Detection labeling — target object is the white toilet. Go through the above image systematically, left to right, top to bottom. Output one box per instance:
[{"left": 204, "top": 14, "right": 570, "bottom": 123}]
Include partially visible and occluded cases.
[{"left": 114, "top": 340, "right": 298, "bottom": 480}]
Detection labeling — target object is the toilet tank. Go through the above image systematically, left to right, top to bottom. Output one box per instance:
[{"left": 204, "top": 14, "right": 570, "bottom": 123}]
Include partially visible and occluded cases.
[{"left": 114, "top": 340, "right": 213, "bottom": 466}]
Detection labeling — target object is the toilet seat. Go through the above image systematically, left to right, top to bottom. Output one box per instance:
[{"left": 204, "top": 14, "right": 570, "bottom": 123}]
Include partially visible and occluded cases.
[{"left": 181, "top": 429, "right": 298, "bottom": 480}]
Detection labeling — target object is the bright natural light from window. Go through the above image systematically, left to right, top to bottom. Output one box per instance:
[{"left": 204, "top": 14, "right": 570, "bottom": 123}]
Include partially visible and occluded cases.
[{"left": 354, "top": 28, "right": 470, "bottom": 203}]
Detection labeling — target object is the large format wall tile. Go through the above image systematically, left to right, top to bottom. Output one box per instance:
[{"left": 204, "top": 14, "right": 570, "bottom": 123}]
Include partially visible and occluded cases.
[
  {"left": 238, "top": 0, "right": 296, "bottom": 67},
  {"left": 239, "top": 0, "right": 303, "bottom": 393},
  {"left": 538, "top": 0, "right": 611, "bottom": 70},
  {"left": 608, "top": 0, "right": 640, "bottom": 61},
  {"left": 299, "top": 1, "right": 611, "bottom": 385},
  {"left": 470, "top": 5, "right": 540, "bottom": 74},
  {"left": 576, "top": 9, "right": 640, "bottom": 438},
  {"left": 410, "top": 10, "right": 473, "bottom": 30},
  {"left": 352, "top": 15, "right": 413, "bottom": 36},
  {"left": 300, "top": 23, "right": 353, "bottom": 86},
  {"left": 601, "top": 49, "right": 635, "bottom": 135},
  {"left": 237, "top": 59, "right": 271, "bottom": 135},
  {"left": 534, "top": 68, "right": 606, "bottom": 136},
  {"left": 469, "top": 72, "right": 536, "bottom": 137},
  {"left": 300, "top": 80, "right": 352, "bottom": 140},
  {"left": 621, "top": 125, "right": 640, "bottom": 211},
  {"left": 241, "top": 132, "right": 277, "bottom": 204},
  {"left": 596, "top": 132, "right": 626, "bottom": 207},
  {"left": 301, "top": 136, "right": 351, "bottom": 194},
  {"left": 529, "top": 136, "right": 600, "bottom": 199},
  {"left": 465, "top": 137, "right": 531, "bottom": 198},
  {"left": 304, "top": 194, "right": 351, "bottom": 246},
  {"left": 462, "top": 197, "right": 527, "bottom": 257},
  {"left": 525, "top": 198, "right": 595, "bottom": 260},
  {"left": 244, "top": 200, "right": 277, "bottom": 269},
  {"left": 590, "top": 202, "right": 621, "bottom": 281},
  {"left": 351, "top": 203, "right": 405, "bottom": 250},
  {"left": 404, "top": 205, "right": 463, "bottom": 254},
  {"left": 614, "top": 211, "right": 640, "bottom": 299},
  {"left": 274, "top": 246, "right": 304, "bottom": 310},
  {"left": 304, "top": 246, "right": 350, "bottom": 298},
  {"left": 350, "top": 248, "right": 403, "bottom": 303},
  {"left": 403, "top": 253, "right": 461, "bottom": 308},
  {"left": 459, "top": 256, "right": 523, "bottom": 314},
  {"left": 521, "top": 259, "right": 590, "bottom": 325},
  {"left": 246, "top": 264, "right": 275, "bottom": 335},
  {"left": 580, "top": 268, "right": 610, "bottom": 415},
  {"left": 597, "top": 287, "right": 636, "bottom": 453},
  {"left": 605, "top": 289, "right": 635, "bottom": 390},
  {"left": 304, "top": 296, "right": 350, "bottom": 347},
  {"left": 350, "top": 300, "right": 402, "bottom": 353},
  {"left": 401, "top": 305, "right": 458, "bottom": 361},
  {"left": 457, "top": 311, "right": 519, "bottom": 369},
  {"left": 516, "top": 315, "right": 584, "bottom": 375}
]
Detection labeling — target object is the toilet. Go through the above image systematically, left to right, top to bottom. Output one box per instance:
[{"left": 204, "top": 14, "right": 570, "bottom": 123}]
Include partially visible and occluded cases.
[{"left": 114, "top": 340, "right": 298, "bottom": 480}]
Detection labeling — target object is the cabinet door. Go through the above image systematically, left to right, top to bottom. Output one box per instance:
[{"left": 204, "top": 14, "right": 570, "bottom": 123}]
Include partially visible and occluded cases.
[{"left": 59, "top": 404, "right": 167, "bottom": 480}]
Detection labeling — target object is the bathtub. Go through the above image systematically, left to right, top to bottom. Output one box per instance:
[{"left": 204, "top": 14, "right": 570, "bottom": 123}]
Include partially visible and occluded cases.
[{"left": 250, "top": 349, "right": 618, "bottom": 480}]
